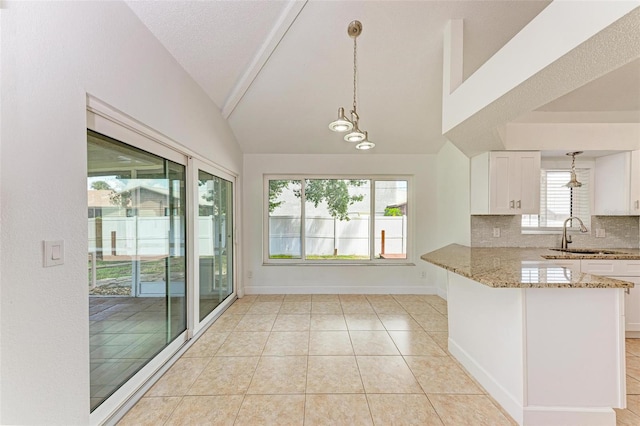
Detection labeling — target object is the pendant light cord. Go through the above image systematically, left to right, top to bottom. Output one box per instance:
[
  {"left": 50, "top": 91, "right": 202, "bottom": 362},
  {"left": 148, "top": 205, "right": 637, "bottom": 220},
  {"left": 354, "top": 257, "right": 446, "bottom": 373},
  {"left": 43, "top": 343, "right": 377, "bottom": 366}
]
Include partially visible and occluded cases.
[{"left": 352, "top": 36, "right": 358, "bottom": 117}]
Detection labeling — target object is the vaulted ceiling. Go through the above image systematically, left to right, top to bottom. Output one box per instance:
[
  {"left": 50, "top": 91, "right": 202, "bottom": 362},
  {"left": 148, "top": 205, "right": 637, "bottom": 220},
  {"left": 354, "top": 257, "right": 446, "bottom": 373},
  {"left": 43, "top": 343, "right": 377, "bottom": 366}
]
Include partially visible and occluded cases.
[{"left": 127, "top": 1, "right": 639, "bottom": 155}]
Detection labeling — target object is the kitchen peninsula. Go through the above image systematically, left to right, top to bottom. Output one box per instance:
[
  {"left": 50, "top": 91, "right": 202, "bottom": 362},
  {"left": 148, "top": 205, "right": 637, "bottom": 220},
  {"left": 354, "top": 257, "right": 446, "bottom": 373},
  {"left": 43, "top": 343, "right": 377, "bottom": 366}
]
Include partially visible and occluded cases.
[{"left": 422, "top": 244, "right": 637, "bottom": 426}]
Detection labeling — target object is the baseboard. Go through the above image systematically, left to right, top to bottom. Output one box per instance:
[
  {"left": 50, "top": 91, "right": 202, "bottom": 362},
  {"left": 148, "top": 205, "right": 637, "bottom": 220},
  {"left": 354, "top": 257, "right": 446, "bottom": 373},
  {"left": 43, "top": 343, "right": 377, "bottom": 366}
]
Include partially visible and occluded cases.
[
  {"left": 243, "top": 284, "right": 441, "bottom": 295},
  {"left": 436, "top": 286, "right": 447, "bottom": 300},
  {"left": 448, "top": 338, "right": 524, "bottom": 425},
  {"left": 524, "top": 406, "right": 615, "bottom": 426}
]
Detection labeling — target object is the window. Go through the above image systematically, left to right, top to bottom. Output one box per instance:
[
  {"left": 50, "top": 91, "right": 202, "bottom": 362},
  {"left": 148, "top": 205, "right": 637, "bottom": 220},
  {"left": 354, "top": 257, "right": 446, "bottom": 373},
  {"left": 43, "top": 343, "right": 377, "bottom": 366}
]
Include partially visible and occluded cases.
[
  {"left": 522, "top": 168, "right": 591, "bottom": 231},
  {"left": 266, "top": 177, "right": 409, "bottom": 262}
]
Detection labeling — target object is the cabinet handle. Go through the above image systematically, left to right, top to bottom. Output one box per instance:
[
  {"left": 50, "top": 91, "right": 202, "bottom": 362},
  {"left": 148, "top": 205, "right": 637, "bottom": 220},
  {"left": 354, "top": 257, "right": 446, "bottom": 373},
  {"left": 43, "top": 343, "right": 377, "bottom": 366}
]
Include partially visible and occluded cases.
[
  {"left": 510, "top": 200, "right": 515, "bottom": 209},
  {"left": 516, "top": 200, "right": 521, "bottom": 209},
  {"left": 635, "top": 200, "right": 639, "bottom": 210},
  {"left": 626, "top": 288, "right": 631, "bottom": 295}
]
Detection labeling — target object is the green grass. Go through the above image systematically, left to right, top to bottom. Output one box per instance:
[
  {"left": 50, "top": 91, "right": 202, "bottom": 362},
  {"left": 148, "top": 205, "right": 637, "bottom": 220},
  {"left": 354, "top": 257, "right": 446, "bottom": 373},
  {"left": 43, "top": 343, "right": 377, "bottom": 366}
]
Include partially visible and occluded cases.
[
  {"left": 270, "top": 254, "right": 368, "bottom": 260},
  {"left": 88, "top": 257, "right": 185, "bottom": 281}
]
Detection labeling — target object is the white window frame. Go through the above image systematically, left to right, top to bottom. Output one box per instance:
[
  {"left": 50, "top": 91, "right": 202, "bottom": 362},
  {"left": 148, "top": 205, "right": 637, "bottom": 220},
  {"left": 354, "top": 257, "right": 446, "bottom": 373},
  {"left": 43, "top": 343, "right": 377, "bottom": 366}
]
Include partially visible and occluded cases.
[
  {"left": 522, "top": 158, "right": 594, "bottom": 234},
  {"left": 263, "top": 174, "right": 413, "bottom": 265}
]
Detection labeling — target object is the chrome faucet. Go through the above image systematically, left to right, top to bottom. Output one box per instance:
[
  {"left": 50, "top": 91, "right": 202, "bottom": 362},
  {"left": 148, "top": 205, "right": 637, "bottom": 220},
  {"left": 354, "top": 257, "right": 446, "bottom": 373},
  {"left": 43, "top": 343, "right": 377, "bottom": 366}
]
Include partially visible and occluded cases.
[{"left": 561, "top": 216, "right": 588, "bottom": 249}]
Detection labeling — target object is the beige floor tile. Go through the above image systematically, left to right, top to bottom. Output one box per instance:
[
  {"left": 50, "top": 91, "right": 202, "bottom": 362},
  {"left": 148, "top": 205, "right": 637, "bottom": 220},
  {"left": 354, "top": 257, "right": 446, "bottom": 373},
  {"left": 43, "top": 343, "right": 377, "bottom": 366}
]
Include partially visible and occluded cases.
[
  {"left": 256, "top": 294, "right": 286, "bottom": 302},
  {"left": 285, "top": 294, "right": 312, "bottom": 302},
  {"left": 312, "top": 294, "right": 340, "bottom": 302},
  {"left": 340, "top": 294, "right": 368, "bottom": 302},
  {"left": 234, "top": 295, "right": 258, "bottom": 304},
  {"left": 365, "top": 295, "right": 395, "bottom": 303},
  {"left": 393, "top": 295, "right": 425, "bottom": 304},
  {"left": 422, "top": 295, "right": 447, "bottom": 305},
  {"left": 430, "top": 300, "right": 448, "bottom": 316},
  {"left": 280, "top": 301, "right": 312, "bottom": 314},
  {"left": 311, "top": 301, "right": 343, "bottom": 314},
  {"left": 369, "top": 301, "right": 408, "bottom": 314},
  {"left": 400, "top": 301, "right": 440, "bottom": 315},
  {"left": 247, "top": 302, "right": 282, "bottom": 315},
  {"left": 341, "top": 302, "right": 375, "bottom": 314},
  {"left": 223, "top": 303, "right": 251, "bottom": 315},
  {"left": 206, "top": 314, "right": 243, "bottom": 332},
  {"left": 234, "top": 314, "right": 276, "bottom": 331},
  {"left": 273, "top": 314, "right": 311, "bottom": 331},
  {"left": 310, "top": 314, "right": 347, "bottom": 330},
  {"left": 344, "top": 314, "right": 385, "bottom": 330},
  {"left": 378, "top": 314, "right": 422, "bottom": 330},
  {"left": 412, "top": 314, "right": 449, "bottom": 332},
  {"left": 350, "top": 330, "right": 400, "bottom": 355},
  {"left": 388, "top": 330, "right": 447, "bottom": 356},
  {"left": 183, "top": 331, "right": 229, "bottom": 357},
  {"left": 216, "top": 331, "right": 269, "bottom": 356},
  {"left": 263, "top": 331, "right": 309, "bottom": 355},
  {"left": 309, "top": 331, "right": 354, "bottom": 355},
  {"left": 428, "top": 331, "right": 450, "bottom": 353},
  {"left": 628, "top": 339, "right": 640, "bottom": 356},
  {"left": 188, "top": 356, "right": 259, "bottom": 395},
  {"left": 248, "top": 356, "right": 307, "bottom": 394},
  {"left": 306, "top": 356, "right": 364, "bottom": 393},
  {"left": 356, "top": 356, "right": 422, "bottom": 393},
  {"left": 405, "top": 356, "right": 482, "bottom": 394},
  {"left": 627, "top": 356, "right": 640, "bottom": 380},
  {"left": 146, "top": 357, "right": 211, "bottom": 396},
  {"left": 628, "top": 375, "right": 640, "bottom": 395},
  {"left": 235, "top": 394, "right": 305, "bottom": 426},
  {"left": 304, "top": 394, "right": 373, "bottom": 426},
  {"left": 367, "top": 394, "right": 444, "bottom": 426},
  {"left": 428, "top": 394, "right": 512, "bottom": 426},
  {"left": 627, "top": 394, "right": 640, "bottom": 416},
  {"left": 164, "top": 395, "right": 243, "bottom": 426},
  {"left": 118, "top": 396, "right": 181, "bottom": 426},
  {"left": 616, "top": 407, "right": 640, "bottom": 425}
]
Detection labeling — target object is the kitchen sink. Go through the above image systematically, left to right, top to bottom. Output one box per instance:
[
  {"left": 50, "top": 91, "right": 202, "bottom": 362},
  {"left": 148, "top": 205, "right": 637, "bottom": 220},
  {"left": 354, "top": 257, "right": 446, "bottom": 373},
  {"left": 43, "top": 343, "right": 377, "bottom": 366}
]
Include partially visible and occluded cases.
[{"left": 549, "top": 248, "right": 623, "bottom": 255}]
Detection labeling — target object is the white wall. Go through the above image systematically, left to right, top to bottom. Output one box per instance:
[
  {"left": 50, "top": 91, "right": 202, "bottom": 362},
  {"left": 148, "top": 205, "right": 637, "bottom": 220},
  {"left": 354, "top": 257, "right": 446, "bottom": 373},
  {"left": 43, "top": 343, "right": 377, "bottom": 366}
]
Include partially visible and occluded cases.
[
  {"left": 0, "top": 2, "right": 241, "bottom": 424},
  {"left": 432, "top": 142, "right": 471, "bottom": 296},
  {"left": 242, "top": 154, "right": 439, "bottom": 294}
]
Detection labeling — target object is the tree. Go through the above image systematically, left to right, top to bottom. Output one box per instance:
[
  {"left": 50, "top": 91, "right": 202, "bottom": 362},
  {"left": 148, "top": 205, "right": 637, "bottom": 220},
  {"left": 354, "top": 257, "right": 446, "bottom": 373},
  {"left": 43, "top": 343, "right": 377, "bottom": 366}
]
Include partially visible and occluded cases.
[
  {"left": 269, "top": 179, "right": 367, "bottom": 221},
  {"left": 91, "top": 181, "right": 112, "bottom": 190},
  {"left": 384, "top": 207, "right": 403, "bottom": 216}
]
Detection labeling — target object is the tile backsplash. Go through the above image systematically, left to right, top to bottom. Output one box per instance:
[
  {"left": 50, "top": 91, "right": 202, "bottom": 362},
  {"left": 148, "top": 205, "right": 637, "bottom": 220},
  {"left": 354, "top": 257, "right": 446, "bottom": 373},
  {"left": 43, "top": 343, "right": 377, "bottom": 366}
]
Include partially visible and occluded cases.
[{"left": 471, "top": 215, "right": 640, "bottom": 248}]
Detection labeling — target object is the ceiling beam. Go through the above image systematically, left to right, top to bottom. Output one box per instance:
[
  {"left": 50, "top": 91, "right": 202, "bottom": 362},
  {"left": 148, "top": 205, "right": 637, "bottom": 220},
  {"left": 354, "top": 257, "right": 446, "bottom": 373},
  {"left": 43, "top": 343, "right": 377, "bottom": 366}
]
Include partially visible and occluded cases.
[
  {"left": 222, "top": 0, "right": 308, "bottom": 119},
  {"left": 442, "top": 1, "right": 640, "bottom": 156}
]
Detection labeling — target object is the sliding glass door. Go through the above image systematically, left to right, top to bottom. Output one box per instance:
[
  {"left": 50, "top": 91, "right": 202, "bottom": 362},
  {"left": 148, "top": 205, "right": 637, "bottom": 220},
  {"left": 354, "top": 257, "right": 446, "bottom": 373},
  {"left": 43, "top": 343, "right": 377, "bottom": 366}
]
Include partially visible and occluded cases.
[
  {"left": 87, "top": 130, "right": 187, "bottom": 411},
  {"left": 196, "top": 165, "right": 234, "bottom": 324}
]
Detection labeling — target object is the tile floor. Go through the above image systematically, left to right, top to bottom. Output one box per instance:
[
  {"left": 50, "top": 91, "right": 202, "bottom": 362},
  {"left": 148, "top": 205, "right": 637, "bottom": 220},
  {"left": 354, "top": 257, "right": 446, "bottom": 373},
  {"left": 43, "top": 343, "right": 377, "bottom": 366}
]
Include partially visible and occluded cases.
[{"left": 118, "top": 294, "right": 640, "bottom": 425}]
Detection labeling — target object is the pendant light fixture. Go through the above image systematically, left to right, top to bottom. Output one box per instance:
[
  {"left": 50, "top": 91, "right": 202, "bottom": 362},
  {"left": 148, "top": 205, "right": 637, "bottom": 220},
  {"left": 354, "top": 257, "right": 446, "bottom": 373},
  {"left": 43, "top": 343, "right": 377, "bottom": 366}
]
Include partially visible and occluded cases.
[
  {"left": 328, "top": 20, "right": 374, "bottom": 150},
  {"left": 565, "top": 151, "right": 583, "bottom": 188}
]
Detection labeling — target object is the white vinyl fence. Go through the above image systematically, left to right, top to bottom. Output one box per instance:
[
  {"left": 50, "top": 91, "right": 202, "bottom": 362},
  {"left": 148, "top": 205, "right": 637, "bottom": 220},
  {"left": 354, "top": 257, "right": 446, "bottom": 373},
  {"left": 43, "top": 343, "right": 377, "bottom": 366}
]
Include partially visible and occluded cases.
[{"left": 269, "top": 215, "right": 406, "bottom": 257}]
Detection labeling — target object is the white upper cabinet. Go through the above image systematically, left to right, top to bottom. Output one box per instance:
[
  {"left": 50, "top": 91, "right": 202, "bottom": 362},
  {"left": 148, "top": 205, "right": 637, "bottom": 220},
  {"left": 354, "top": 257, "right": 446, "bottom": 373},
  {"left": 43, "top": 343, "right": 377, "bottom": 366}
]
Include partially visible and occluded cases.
[
  {"left": 594, "top": 150, "right": 640, "bottom": 216},
  {"left": 630, "top": 150, "right": 640, "bottom": 214},
  {"left": 471, "top": 151, "right": 541, "bottom": 215}
]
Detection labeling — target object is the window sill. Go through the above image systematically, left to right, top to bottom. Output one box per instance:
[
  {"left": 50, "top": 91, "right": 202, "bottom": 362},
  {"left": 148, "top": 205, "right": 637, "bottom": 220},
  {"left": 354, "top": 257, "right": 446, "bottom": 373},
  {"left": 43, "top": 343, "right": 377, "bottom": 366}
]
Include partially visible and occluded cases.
[
  {"left": 521, "top": 229, "right": 584, "bottom": 236},
  {"left": 263, "top": 261, "right": 416, "bottom": 266}
]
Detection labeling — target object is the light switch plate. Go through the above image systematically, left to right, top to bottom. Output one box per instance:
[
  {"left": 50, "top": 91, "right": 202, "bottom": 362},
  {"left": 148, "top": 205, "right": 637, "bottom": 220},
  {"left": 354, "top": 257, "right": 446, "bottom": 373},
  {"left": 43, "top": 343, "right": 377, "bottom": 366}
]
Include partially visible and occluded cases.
[{"left": 43, "top": 240, "right": 64, "bottom": 267}]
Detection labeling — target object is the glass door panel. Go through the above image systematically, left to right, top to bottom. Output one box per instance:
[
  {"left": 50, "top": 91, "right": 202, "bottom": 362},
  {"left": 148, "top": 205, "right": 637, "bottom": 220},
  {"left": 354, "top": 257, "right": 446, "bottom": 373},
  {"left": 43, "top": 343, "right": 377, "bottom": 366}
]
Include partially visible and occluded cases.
[
  {"left": 87, "top": 130, "right": 187, "bottom": 411},
  {"left": 198, "top": 170, "right": 233, "bottom": 321}
]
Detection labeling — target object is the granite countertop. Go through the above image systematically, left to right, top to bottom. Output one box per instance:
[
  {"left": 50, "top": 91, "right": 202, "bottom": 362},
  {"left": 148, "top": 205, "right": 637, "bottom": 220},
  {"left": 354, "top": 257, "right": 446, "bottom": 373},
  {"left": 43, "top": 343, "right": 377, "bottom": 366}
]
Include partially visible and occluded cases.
[{"left": 421, "top": 244, "right": 638, "bottom": 289}]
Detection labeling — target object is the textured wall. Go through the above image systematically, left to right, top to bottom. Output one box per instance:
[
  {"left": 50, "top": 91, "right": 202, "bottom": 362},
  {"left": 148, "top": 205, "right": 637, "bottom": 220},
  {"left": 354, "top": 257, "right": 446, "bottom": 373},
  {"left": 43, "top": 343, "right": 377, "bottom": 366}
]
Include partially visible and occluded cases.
[{"left": 471, "top": 215, "right": 640, "bottom": 248}]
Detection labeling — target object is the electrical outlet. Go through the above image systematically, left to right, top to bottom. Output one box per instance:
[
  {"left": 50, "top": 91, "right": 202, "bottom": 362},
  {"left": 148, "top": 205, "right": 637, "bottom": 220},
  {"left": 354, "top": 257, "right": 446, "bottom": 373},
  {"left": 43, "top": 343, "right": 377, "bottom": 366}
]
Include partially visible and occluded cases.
[
  {"left": 493, "top": 227, "right": 500, "bottom": 238},
  {"left": 596, "top": 228, "right": 606, "bottom": 238},
  {"left": 247, "top": 270, "right": 253, "bottom": 279},
  {"left": 420, "top": 271, "right": 426, "bottom": 279}
]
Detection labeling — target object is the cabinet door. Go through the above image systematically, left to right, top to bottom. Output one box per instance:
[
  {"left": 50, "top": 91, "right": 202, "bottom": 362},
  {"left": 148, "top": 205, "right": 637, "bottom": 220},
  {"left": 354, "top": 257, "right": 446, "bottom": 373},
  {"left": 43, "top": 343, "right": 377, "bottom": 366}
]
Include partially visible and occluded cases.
[
  {"left": 630, "top": 150, "right": 640, "bottom": 215},
  {"left": 489, "top": 152, "right": 515, "bottom": 214},
  {"left": 516, "top": 152, "right": 541, "bottom": 214},
  {"left": 594, "top": 152, "right": 631, "bottom": 215},
  {"left": 624, "top": 277, "right": 640, "bottom": 332}
]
